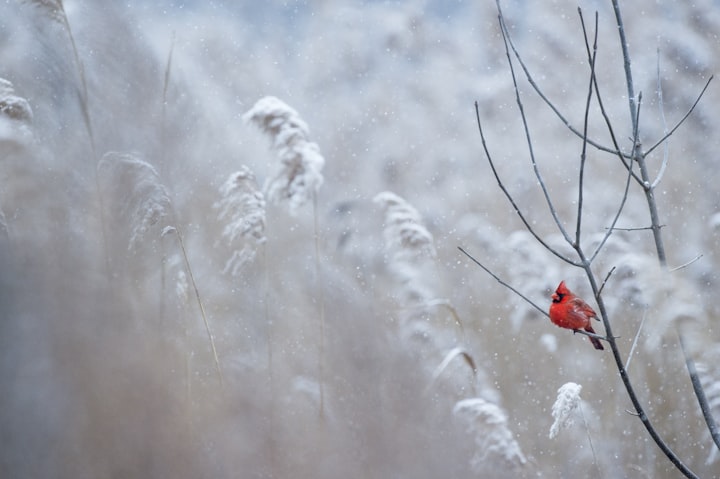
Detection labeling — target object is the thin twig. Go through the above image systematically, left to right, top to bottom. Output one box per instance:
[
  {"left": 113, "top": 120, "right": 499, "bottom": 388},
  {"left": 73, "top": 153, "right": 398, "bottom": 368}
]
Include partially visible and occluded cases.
[
  {"left": 611, "top": 0, "right": 669, "bottom": 266},
  {"left": 495, "top": 1, "right": 627, "bottom": 159},
  {"left": 574, "top": 9, "right": 635, "bottom": 264},
  {"left": 575, "top": 10, "right": 599, "bottom": 248},
  {"left": 497, "top": 13, "right": 575, "bottom": 248},
  {"left": 651, "top": 49, "right": 670, "bottom": 189},
  {"left": 644, "top": 76, "right": 713, "bottom": 158},
  {"left": 474, "top": 103, "right": 577, "bottom": 266},
  {"left": 606, "top": 225, "right": 664, "bottom": 232},
  {"left": 457, "top": 246, "right": 548, "bottom": 318},
  {"left": 669, "top": 254, "right": 703, "bottom": 272},
  {"left": 597, "top": 266, "right": 615, "bottom": 296},
  {"left": 624, "top": 307, "right": 647, "bottom": 372},
  {"left": 572, "top": 329, "right": 607, "bottom": 342},
  {"left": 677, "top": 329, "right": 720, "bottom": 451}
]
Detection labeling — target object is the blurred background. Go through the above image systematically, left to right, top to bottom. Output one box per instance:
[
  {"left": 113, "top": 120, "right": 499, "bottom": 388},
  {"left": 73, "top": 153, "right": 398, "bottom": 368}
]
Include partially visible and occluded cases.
[{"left": 0, "top": 1, "right": 719, "bottom": 477}]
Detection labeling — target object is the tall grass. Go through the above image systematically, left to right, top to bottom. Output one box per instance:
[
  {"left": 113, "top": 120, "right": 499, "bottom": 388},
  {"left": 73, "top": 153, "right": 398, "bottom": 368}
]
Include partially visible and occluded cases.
[{"left": 1, "top": 2, "right": 718, "bottom": 478}]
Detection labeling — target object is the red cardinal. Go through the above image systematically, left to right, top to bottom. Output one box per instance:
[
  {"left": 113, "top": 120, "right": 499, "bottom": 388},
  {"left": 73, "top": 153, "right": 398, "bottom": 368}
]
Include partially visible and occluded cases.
[{"left": 549, "top": 281, "right": 604, "bottom": 350}]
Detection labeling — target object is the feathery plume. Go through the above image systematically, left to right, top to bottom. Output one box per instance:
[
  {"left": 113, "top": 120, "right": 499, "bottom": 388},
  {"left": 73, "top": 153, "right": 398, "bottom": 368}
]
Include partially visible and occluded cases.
[
  {"left": 23, "top": 0, "right": 66, "bottom": 23},
  {"left": 0, "top": 78, "right": 33, "bottom": 147},
  {"left": 0, "top": 79, "right": 33, "bottom": 124},
  {"left": 243, "top": 96, "right": 324, "bottom": 214},
  {"left": 98, "top": 152, "right": 171, "bottom": 250},
  {"left": 213, "top": 166, "right": 266, "bottom": 275},
  {"left": 374, "top": 191, "right": 436, "bottom": 260},
  {"left": 374, "top": 191, "right": 436, "bottom": 305},
  {"left": 549, "top": 382, "right": 583, "bottom": 439},
  {"left": 454, "top": 398, "right": 527, "bottom": 471}
]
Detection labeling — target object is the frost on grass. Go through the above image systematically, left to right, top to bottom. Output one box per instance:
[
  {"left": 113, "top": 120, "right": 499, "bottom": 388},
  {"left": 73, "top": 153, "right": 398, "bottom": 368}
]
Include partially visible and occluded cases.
[
  {"left": 0, "top": 78, "right": 33, "bottom": 146},
  {"left": 243, "top": 96, "right": 324, "bottom": 214},
  {"left": 98, "top": 152, "right": 171, "bottom": 250},
  {"left": 213, "top": 165, "right": 266, "bottom": 275},
  {"left": 374, "top": 191, "right": 439, "bottom": 340},
  {"left": 549, "top": 382, "right": 583, "bottom": 439},
  {"left": 454, "top": 398, "right": 527, "bottom": 471}
]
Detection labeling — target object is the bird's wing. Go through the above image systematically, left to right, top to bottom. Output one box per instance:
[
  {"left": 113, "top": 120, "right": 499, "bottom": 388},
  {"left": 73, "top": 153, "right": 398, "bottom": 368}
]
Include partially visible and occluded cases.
[{"left": 570, "top": 297, "right": 598, "bottom": 319}]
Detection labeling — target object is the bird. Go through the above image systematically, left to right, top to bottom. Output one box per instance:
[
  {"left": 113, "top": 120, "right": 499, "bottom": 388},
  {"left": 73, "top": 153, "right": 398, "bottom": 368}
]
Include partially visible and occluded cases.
[{"left": 549, "top": 281, "right": 604, "bottom": 350}]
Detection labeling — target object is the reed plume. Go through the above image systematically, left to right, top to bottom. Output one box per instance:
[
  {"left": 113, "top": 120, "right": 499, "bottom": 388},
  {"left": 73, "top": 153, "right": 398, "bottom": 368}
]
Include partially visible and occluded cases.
[
  {"left": 243, "top": 96, "right": 324, "bottom": 214},
  {"left": 97, "top": 152, "right": 171, "bottom": 250},
  {"left": 213, "top": 165, "right": 266, "bottom": 276},
  {"left": 453, "top": 398, "right": 527, "bottom": 471}
]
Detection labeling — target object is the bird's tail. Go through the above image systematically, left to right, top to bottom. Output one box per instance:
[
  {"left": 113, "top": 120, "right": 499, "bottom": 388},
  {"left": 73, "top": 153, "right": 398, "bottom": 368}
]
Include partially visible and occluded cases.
[{"left": 585, "top": 325, "right": 605, "bottom": 350}]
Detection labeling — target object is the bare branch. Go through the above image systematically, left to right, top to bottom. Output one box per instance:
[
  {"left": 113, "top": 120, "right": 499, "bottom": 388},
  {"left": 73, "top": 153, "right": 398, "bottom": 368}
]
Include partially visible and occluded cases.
[
  {"left": 495, "top": 2, "right": 626, "bottom": 158},
  {"left": 609, "top": 2, "right": 698, "bottom": 475},
  {"left": 574, "top": 9, "right": 635, "bottom": 264},
  {"left": 576, "top": 9, "right": 642, "bottom": 185},
  {"left": 574, "top": 10, "right": 599, "bottom": 248},
  {"left": 496, "top": 15, "right": 576, "bottom": 248},
  {"left": 651, "top": 49, "right": 670, "bottom": 189},
  {"left": 644, "top": 75, "right": 714, "bottom": 158},
  {"left": 474, "top": 103, "right": 578, "bottom": 266},
  {"left": 606, "top": 225, "right": 664, "bottom": 232},
  {"left": 457, "top": 246, "right": 549, "bottom": 318},
  {"left": 668, "top": 254, "right": 703, "bottom": 272},
  {"left": 597, "top": 266, "right": 615, "bottom": 296},
  {"left": 625, "top": 307, "right": 648, "bottom": 372},
  {"left": 571, "top": 328, "right": 607, "bottom": 342},
  {"left": 677, "top": 329, "right": 720, "bottom": 451}
]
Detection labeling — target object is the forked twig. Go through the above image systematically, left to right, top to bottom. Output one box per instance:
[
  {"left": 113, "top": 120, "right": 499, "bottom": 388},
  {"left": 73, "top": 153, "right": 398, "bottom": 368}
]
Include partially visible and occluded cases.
[
  {"left": 495, "top": 0, "right": 627, "bottom": 159},
  {"left": 574, "top": 9, "right": 635, "bottom": 264},
  {"left": 574, "top": 11, "right": 599, "bottom": 248},
  {"left": 496, "top": 14, "right": 575, "bottom": 249},
  {"left": 474, "top": 103, "right": 577, "bottom": 266},
  {"left": 597, "top": 266, "right": 615, "bottom": 296}
]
